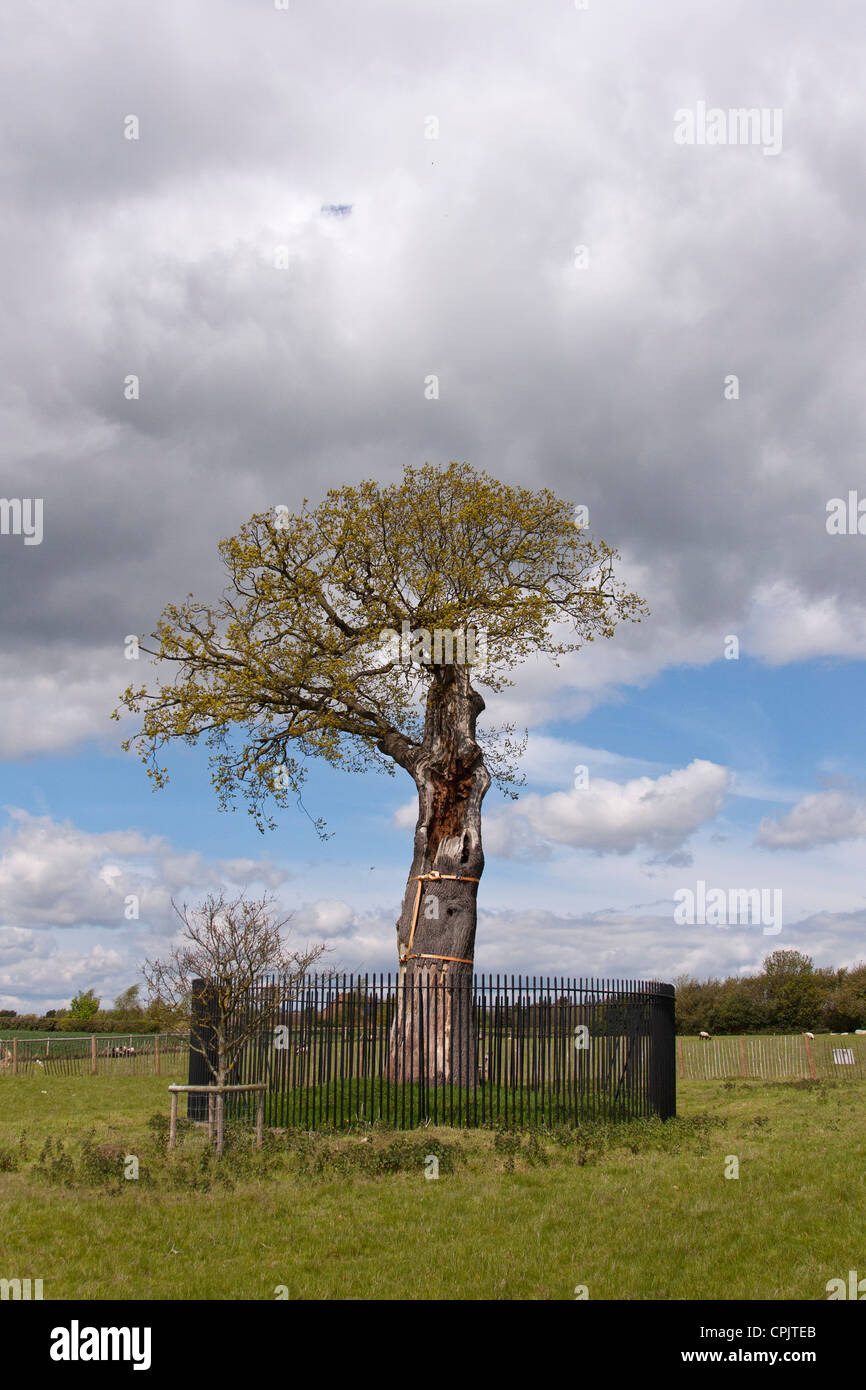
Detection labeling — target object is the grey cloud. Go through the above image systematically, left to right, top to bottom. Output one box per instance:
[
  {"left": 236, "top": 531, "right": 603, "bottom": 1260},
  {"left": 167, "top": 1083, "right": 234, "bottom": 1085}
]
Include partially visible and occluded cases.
[{"left": 2, "top": 0, "right": 866, "bottom": 728}]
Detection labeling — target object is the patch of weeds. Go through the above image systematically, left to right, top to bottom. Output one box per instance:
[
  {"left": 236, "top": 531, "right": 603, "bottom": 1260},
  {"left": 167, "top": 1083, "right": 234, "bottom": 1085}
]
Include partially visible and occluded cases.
[
  {"left": 147, "top": 1110, "right": 194, "bottom": 1152},
  {"left": 147, "top": 1111, "right": 171, "bottom": 1141},
  {"left": 624, "top": 1113, "right": 726, "bottom": 1156},
  {"left": 0, "top": 1129, "right": 30, "bottom": 1173},
  {"left": 287, "top": 1131, "right": 464, "bottom": 1180},
  {"left": 493, "top": 1131, "right": 524, "bottom": 1172},
  {"left": 525, "top": 1131, "right": 550, "bottom": 1167},
  {"left": 33, "top": 1137, "right": 76, "bottom": 1188},
  {"left": 77, "top": 1140, "right": 149, "bottom": 1190},
  {"left": 79, "top": 1140, "right": 126, "bottom": 1183},
  {"left": 0, "top": 1144, "right": 20, "bottom": 1172},
  {"left": 163, "top": 1144, "right": 231, "bottom": 1193}
]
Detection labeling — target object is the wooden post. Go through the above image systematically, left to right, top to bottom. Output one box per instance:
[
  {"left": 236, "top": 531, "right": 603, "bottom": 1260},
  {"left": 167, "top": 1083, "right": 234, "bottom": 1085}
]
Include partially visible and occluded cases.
[
  {"left": 804, "top": 1033, "right": 816, "bottom": 1080},
  {"left": 91, "top": 1035, "right": 97, "bottom": 1075},
  {"left": 154, "top": 1036, "right": 161, "bottom": 1077},
  {"left": 739, "top": 1037, "right": 747, "bottom": 1078},
  {"left": 12, "top": 1039, "right": 17, "bottom": 1076},
  {"left": 256, "top": 1090, "right": 264, "bottom": 1150},
  {"left": 169, "top": 1091, "right": 178, "bottom": 1151},
  {"left": 208, "top": 1092, "right": 215, "bottom": 1143},
  {"left": 216, "top": 1092, "right": 225, "bottom": 1157}
]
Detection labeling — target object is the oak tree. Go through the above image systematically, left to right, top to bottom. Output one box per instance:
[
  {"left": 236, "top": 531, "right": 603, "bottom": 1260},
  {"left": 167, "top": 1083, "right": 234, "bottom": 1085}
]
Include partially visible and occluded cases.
[{"left": 116, "top": 461, "right": 646, "bottom": 1083}]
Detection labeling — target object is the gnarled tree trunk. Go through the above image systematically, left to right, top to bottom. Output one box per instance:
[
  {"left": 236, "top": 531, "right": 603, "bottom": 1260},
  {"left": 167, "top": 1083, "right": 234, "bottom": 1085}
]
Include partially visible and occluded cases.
[{"left": 387, "top": 664, "right": 490, "bottom": 1087}]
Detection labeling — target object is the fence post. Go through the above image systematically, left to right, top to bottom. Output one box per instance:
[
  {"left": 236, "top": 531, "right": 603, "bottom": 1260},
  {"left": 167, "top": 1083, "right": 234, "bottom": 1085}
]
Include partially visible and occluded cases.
[
  {"left": 804, "top": 1033, "right": 816, "bottom": 1080},
  {"left": 91, "top": 1035, "right": 97, "bottom": 1075},
  {"left": 154, "top": 1036, "right": 161, "bottom": 1077},
  {"left": 740, "top": 1037, "right": 747, "bottom": 1078},
  {"left": 12, "top": 1039, "right": 17, "bottom": 1076},
  {"left": 256, "top": 1089, "right": 264, "bottom": 1150},
  {"left": 169, "top": 1091, "right": 178, "bottom": 1151},
  {"left": 216, "top": 1092, "right": 224, "bottom": 1156}
]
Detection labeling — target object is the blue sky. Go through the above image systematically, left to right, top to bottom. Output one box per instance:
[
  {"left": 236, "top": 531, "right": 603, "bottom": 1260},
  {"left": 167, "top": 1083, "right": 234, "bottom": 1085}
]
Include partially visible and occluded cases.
[
  {"left": 3, "top": 0, "right": 866, "bottom": 1010},
  {"left": 4, "top": 648, "right": 865, "bottom": 1010},
  {"left": 7, "top": 656, "right": 865, "bottom": 850}
]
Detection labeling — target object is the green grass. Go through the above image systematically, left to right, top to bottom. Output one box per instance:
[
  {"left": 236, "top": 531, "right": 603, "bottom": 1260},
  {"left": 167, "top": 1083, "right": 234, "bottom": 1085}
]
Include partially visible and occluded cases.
[
  {"left": 0, "top": 1074, "right": 863, "bottom": 1300},
  {"left": 262, "top": 1077, "right": 644, "bottom": 1129}
]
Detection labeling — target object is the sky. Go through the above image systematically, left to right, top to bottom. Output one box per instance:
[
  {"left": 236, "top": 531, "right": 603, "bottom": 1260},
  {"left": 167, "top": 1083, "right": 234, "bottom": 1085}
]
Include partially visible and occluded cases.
[{"left": 1, "top": 0, "right": 865, "bottom": 1013}]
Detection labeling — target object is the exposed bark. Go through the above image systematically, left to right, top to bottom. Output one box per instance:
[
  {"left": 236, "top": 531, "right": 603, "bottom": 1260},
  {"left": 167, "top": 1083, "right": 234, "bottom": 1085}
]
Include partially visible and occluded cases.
[{"left": 387, "top": 664, "right": 491, "bottom": 1086}]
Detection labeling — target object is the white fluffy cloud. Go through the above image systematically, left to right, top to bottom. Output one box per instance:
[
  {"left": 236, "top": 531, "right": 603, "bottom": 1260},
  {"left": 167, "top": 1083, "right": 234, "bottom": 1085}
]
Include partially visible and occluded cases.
[
  {"left": 744, "top": 583, "right": 866, "bottom": 665},
  {"left": 485, "top": 759, "right": 730, "bottom": 857},
  {"left": 757, "top": 790, "right": 866, "bottom": 849},
  {"left": 0, "top": 808, "right": 290, "bottom": 932},
  {"left": 0, "top": 810, "right": 348, "bottom": 1009},
  {"left": 290, "top": 899, "right": 356, "bottom": 938},
  {"left": 0, "top": 927, "right": 130, "bottom": 1013}
]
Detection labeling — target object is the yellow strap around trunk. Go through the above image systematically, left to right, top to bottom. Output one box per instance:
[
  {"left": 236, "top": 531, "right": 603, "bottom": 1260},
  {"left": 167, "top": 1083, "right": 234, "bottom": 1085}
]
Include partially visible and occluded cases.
[{"left": 400, "top": 871, "right": 481, "bottom": 966}]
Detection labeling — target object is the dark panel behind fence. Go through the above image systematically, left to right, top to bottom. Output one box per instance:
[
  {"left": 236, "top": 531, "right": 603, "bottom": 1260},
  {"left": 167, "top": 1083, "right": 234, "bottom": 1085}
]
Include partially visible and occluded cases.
[
  {"left": 187, "top": 973, "right": 676, "bottom": 1129},
  {"left": 187, "top": 977, "right": 219, "bottom": 1120}
]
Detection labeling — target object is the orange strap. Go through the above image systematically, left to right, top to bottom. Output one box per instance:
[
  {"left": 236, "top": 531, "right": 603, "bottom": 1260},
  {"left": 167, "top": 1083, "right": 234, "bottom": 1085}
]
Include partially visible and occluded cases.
[
  {"left": 400, "top": 871, "right": 480, "bottom": 966},
  {"left": 406, "top": 952, "right": 474, "bottom": 965}
]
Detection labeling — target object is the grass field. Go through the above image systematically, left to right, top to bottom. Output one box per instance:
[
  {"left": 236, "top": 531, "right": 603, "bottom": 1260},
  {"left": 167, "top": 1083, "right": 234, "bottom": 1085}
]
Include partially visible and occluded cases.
[{"left": 0, "top": 1073, "right": 863, "bottom": 1300}]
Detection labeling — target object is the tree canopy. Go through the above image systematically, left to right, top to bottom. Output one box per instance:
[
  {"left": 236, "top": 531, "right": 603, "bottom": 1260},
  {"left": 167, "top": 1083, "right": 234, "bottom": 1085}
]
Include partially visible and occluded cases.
[{"left": 115, "top": 460, "right": 647, "bottom": 832}]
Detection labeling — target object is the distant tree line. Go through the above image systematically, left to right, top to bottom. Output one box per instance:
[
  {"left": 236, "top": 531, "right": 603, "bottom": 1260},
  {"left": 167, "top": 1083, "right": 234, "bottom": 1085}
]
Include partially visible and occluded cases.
[
  {"left": 3, "top": 950, "right": 864, "bottom": 1037},
  {"left": 675, "top": 950, "right": 866, "bottom": 1035},
  {"left": 0, "top": 985, "right": 185, "bottom": 1034}
]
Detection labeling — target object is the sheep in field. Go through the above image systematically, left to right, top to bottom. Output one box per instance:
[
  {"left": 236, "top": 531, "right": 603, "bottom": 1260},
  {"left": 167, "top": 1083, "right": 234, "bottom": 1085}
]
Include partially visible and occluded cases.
[{"left": 699, "top": 1030, "right": 711, "bottom": 1040}]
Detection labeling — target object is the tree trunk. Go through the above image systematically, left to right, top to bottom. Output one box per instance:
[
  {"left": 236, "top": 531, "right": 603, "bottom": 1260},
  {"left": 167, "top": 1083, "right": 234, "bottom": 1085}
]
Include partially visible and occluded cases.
[{"left": 388, "top": 665, "right": 490, "bottom": 1087}]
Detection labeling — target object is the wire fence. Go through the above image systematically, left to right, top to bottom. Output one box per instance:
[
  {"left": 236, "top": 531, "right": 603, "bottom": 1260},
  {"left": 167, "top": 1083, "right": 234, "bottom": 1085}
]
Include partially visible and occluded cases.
[
  {"left": 187, "top": 972, "right": 677, "bottom": 1129},
  {"left": 0, "top": 1033, "right": 189, "bottom": 1078},
  {"left": 677, "top": 1033, "right": 866, "bottom": 1080}
]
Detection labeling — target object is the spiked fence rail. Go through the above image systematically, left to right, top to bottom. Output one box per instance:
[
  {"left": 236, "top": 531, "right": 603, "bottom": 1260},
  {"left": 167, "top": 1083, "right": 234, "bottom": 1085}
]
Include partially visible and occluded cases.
[{"left": 187, "top": 973, "right": 676, "bottom": 1129}]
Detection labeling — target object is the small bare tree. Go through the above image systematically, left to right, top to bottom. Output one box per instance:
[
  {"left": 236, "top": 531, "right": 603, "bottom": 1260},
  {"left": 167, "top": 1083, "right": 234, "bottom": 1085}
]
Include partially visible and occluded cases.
[{"left": 142, "top": 891, "right": 327, "bottom": 1154}]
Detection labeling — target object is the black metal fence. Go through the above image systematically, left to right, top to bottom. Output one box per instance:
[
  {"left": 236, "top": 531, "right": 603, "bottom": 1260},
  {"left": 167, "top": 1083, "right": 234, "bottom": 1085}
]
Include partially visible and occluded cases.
[{"left": 187, "top": 973, "right": 676, "bottom": 1129}]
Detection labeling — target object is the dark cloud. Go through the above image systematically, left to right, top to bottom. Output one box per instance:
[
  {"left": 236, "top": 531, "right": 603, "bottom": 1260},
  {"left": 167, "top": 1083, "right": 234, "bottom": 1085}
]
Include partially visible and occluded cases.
[{"left": 0, "top": 0, "right": 864, "bottom": 734}]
